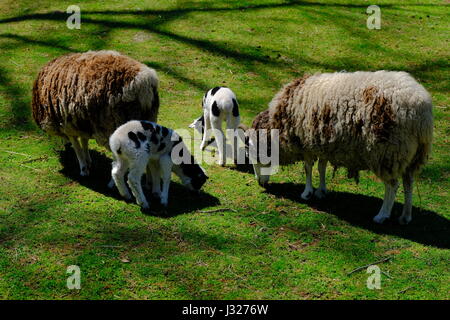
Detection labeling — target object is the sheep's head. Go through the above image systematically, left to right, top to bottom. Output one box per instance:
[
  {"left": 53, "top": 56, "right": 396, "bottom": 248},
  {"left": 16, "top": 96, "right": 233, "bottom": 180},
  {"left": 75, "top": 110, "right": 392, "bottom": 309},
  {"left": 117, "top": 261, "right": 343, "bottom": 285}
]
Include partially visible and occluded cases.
[{"left": 245, "top": 110, "right": 274, "bottom": 187}]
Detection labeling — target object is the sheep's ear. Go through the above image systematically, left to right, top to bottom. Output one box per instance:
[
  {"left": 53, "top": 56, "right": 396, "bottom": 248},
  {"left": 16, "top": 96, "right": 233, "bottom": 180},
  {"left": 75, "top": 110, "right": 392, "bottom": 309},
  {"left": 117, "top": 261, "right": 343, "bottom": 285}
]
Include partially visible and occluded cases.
[{"left": 238, "top": 123, "right": 249, "bottom": 132}]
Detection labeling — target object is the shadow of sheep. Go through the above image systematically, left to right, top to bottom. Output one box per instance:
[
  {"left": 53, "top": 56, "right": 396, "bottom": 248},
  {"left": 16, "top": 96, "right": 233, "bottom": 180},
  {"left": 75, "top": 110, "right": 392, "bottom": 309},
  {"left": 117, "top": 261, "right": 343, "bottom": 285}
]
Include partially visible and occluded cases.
[
  {"left": 57, "top": 144, "right": 220, "bottom": 217},
  {"left": 264, "top": 182, "right": 450, "bottom": 249}
]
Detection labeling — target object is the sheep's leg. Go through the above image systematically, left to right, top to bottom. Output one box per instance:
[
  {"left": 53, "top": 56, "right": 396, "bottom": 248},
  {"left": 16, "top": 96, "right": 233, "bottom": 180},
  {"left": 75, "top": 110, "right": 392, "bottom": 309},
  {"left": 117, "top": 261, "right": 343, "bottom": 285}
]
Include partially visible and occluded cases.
[
  {"left": 200, "top": 114, "right": 212, "bottom": 151},
  {"left": 211, "top": 118, "right": 226, "bottom": 166},
  {"left": 68, "top": 136, "right": 89, "bottom": 176},
  {"left": 80, "top": 137, "right": 92, "bottom": 169},
  {"left": 159, "top": 155, "right": 173, "bottom": 207},
  {"left": 127, "top": 157, "right": 150, "bottom": 209},
  {"left": 111, "top": 158, "right": 131, "bottom": 200},
  {"left": 314, "top": 159, "right": 328, "bottom": 199},
  {"left": 147, "top": 160, "right": 162, "bottom": 198},
  {"left": 301, "top": 160, "right": 314, "bottom": 200},
  {"left": 399, "top": 171, "right": 413, "bottom": 225},
  {"left": 373, "top": 180, "right": 399, "bottom": 224}
]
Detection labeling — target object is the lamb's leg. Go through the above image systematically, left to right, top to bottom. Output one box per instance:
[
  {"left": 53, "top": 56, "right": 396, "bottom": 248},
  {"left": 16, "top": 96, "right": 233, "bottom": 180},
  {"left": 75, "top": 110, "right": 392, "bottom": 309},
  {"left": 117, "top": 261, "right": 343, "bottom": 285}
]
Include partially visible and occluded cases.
[
  {"left": 200, "top": 114, "right": 212, "bottom": 151},
  {"left": 226, "top": 115, "right": 240, "bottom": 163},
  {"left": 211, "top": 118, "right": 226, "bottom": 166},
  {"left": 68, "top": 136, "right": 89, "bottom": 176},
  {"left": 80, "top": 137, "right": 92, "bottom": 169},
  {"left": 159, "top": 155, "right": 173, "bottom": 207},
  {"left": 127, "top": 158, "right": 149, "bottom": 209},
  {"left": 111, "top": 159, "right": 131, "bottom": 200},
  {"left": 314, "top": 159, "right": 327, "bottom": 199},
  {"left": 147, "top": 160, "right": 162, "bottom": 198},
  {"left": 301, "top": 160, "right": 314, "bottom": 200},
  {"left": 399, "top": 171, "right": 413, "bottom": 225},
  {"left": 373, "top": 180, "right": 399, "bottom": 224}
]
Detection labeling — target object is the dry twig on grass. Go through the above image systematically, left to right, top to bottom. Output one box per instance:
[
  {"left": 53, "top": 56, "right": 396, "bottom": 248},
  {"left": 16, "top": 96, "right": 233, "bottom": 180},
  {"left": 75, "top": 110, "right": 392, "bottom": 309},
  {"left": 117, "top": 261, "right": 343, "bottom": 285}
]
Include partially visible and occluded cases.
[
  {"left": 199, "top": 208, "right": 237, "bottom": 213},
  {"left": 347, "top": 257, "right": 391, "bottom": 275}
]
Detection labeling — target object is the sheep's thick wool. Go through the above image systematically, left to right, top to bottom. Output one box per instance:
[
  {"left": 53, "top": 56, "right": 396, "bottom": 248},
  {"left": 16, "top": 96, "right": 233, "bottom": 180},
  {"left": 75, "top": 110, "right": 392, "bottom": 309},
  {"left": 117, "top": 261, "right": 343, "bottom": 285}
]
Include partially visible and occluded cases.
[
  {"left": 32, "top": 50, "right": 159, "bottom": 149},
  {"left": 254, "top": 71, "right": 433, "bottom": 183}
]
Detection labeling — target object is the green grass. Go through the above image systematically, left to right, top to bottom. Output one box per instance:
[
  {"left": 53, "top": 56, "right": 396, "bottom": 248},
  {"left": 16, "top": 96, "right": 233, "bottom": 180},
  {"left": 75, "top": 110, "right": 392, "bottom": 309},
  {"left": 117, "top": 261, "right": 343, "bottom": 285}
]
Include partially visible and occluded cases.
[{"left": 0, "top": 0, "right": 449, "bottom": 300}]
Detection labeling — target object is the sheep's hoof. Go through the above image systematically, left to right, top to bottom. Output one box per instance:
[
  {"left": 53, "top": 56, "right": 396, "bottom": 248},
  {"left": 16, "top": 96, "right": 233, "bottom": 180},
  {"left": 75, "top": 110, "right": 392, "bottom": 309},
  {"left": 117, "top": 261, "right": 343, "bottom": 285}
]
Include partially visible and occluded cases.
[
  {"left": 80, "top": 168, "right": 90, "bottom": 176},
  {"left": 107, "top": 179, "right": 115, "bottom": 189},
  {"left": 314, "top": 188, "right": 327, "bottom": 199},
  {"left": 301, "top": 190, "right": 313, "bottom": 200},
  {"left": 152, "top": 192, "right": 161, "bottom": 199},
  {"left": 122, "top": 193, "right": 132, "bottom": 201},
  {"left": 160, "top": 200, "right": 168, "bottom": 208},
  {"left": 140, "top": 202, "right": 150, "bottom": 210},
  {"left": 140, "top": 206, "right": 154, "bottom": 215},
  {"left": 373, "top": 214, "right": 389, "bottom": 224},
  {"left": 398, "top": 215, "right": 412, "bottom": 225}
]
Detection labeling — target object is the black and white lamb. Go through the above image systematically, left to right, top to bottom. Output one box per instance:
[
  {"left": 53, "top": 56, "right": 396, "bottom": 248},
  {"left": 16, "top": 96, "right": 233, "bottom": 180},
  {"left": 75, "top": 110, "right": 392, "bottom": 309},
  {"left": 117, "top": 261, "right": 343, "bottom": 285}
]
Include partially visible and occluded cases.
[
  {"left": 189, "top": 87, "right": 240, "bottom": 165},
  {"left": 109, "top": 120, "right": 208, "bottom": 209}
]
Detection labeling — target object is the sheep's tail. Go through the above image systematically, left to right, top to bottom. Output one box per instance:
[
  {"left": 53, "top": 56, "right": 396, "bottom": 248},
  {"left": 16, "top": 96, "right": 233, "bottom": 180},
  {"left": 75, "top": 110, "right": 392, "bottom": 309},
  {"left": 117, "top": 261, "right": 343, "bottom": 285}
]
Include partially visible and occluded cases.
[
  {"left": 409, "top": 102, "right": 433, "bottom": 176},
  {"left": 409, "top": 142, "right": 432, "bottom": 176}
]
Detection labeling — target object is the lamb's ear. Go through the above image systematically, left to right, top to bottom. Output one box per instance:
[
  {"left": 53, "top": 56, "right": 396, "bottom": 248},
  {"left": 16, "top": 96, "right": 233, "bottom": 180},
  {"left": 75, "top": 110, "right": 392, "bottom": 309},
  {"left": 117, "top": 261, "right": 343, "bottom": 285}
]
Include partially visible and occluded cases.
[{"left": 189, "top": 115, "right": 203, "bottom": 128}]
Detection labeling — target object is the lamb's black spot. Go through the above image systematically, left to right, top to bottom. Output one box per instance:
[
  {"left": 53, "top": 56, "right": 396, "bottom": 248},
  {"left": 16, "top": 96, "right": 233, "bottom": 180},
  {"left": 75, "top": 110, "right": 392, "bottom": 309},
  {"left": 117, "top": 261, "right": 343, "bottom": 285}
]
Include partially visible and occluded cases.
[
  {"left": 211, "top": 86, "right": 222, "bottom": 96},
  {"left": 232, "top": 98, "right": 239, "bottom": 117},
  {"left": 211, "top": 101, "right": 220, "bottom": 117},
  {"left": 141, "top": 121, "right": 154, "bottom": 131},
  {"left": 155, "top": 126, "right": 161, "bottom": 134},
  {"left": 161, "top": 126, "right": 169, "bottom": 137},
  {"left": 128, "top": 131, "right": 141, "bottom": 148},
  {"left": 137, "top": 131, "right": 146, "bottom": 142},
  {"left": 150, "top": 133, "right": 159, "bottom": 144},
  {"left": 206, "top": 137, "right": 216, "bottom": 147},
  {"left": 145, "top": 143, "right": 150, "bottom": 153},
  {"left": 157, "top": 143, "right": 166, "bottom": 152},
  {"left": 117, "top": 147, "right": 122, "bottom": 155}
]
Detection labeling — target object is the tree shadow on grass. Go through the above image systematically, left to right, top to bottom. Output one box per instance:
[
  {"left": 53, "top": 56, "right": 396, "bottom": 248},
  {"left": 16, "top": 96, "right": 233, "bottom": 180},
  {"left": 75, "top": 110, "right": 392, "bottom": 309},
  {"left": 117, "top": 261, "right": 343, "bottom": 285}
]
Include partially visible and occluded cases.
[
  {"left": 57, "top": 145, "right": 220, "bottom": 217},
  {"left": 264, "top": 182, "right": 450, "bottom": 249}
]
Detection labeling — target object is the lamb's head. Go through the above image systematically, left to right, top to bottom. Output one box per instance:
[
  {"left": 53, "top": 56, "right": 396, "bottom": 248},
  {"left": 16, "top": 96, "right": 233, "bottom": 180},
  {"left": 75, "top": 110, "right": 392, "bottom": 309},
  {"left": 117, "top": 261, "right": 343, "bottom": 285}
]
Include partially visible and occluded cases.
[
  {"left": 245, "top": 110, "right": 273, "bottom": 187},
  {"left": 188, "top": 115, "right": 204, "bottom": 133},
  {"left": 189, "top": 115, "right": 216, "bottom": 148},
  {"left": 171, "top": 134, "right": 208, "bottom": 192},
  {"left": 173, "top": 158, "right": 208, "bottom": 193}
]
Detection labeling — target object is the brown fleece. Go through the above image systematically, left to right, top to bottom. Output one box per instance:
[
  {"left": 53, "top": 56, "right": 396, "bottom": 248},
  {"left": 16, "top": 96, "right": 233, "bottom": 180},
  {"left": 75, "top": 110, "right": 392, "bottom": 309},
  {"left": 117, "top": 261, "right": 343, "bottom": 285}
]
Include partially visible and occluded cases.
[{"left": 31, "top": 51, "right": 159, "bottom": 148}]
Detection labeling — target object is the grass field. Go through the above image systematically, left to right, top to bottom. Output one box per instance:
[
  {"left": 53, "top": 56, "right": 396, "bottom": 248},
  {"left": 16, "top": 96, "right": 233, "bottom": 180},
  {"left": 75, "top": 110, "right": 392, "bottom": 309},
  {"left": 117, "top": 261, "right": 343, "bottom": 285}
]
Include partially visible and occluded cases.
[{"left": 0, "top": 0, "right": 449, "bottom": 299}]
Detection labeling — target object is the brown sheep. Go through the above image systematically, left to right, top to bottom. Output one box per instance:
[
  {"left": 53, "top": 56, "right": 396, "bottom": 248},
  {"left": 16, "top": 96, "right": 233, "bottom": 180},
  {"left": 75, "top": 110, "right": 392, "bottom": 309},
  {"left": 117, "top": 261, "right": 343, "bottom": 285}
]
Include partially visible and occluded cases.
[{"left": 32, "top": 50, "right": 159, "bottom": 176}]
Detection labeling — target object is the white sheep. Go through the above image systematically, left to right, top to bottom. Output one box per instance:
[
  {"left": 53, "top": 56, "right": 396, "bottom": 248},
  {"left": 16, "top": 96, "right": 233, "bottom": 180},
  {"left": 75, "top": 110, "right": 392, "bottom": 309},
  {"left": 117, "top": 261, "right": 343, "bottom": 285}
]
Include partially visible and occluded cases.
[
  {"left": 32, "top": 50, "right": 159, "bottom": 176},
  {"left": 247, "top": 71, "right": 433, "bottom": 225},
  {"left": 189, "top": 87, "right": 240, "bottom": 165},
  {"left": 109, "top": 120, "right": 208, "bottom": 209}
]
